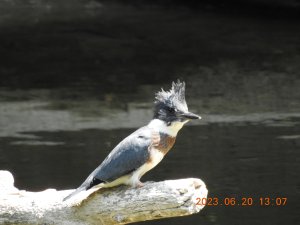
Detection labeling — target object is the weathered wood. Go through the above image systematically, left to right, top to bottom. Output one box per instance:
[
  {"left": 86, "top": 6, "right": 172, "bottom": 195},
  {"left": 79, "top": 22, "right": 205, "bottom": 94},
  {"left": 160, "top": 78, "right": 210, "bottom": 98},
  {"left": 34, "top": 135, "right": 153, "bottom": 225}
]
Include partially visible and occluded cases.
[{"left": 0, "top": 170, "right": 208, "bottom": 225}]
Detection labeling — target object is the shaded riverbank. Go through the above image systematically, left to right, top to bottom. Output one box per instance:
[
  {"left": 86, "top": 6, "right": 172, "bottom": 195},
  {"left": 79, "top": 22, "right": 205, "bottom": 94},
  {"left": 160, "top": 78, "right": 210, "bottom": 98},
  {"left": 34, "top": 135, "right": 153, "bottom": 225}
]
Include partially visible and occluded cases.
[{"left": 0, "top": 1, "right": 299, "bottom": 114}]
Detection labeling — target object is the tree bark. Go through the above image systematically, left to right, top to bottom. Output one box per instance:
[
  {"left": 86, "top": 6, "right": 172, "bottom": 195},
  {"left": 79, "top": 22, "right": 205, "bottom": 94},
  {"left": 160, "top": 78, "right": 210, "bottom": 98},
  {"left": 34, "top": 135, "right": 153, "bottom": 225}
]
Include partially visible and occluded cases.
[{"left": 0, "top": 170, "right": 208, "bottom": 225}]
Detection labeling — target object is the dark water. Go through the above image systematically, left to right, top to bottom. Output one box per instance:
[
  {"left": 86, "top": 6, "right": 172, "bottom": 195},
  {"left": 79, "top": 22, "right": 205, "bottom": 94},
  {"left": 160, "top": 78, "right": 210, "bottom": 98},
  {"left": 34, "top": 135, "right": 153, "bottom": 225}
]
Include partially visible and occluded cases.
[
  {"left": 0, "top": 1, "right": 300, "bottom": 225},
  {"left": 0, "top": 107, "right": 299, "bottom": 225}
]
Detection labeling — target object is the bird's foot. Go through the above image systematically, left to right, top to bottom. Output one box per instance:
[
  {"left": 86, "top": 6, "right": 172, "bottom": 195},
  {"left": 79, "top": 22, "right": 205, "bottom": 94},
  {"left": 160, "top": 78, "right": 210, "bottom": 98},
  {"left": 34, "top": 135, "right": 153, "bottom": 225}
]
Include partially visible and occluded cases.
[{"left": 135, "top": 181, "right": 145, "bottom": 188}]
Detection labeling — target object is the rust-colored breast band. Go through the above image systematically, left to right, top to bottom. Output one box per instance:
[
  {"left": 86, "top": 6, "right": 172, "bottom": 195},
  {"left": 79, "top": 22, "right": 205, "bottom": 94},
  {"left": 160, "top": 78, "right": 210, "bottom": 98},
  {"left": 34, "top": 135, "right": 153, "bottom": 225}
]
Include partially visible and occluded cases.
[{"left": 156, "top": 133, "right": 176, "bottom": 154}]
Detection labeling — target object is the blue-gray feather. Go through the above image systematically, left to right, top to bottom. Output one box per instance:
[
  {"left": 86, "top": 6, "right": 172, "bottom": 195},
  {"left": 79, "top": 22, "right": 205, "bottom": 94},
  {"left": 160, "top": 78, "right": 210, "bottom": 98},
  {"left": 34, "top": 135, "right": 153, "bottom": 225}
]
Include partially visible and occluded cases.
[
  {"left": 63, "top": 126, "right": 152, "bottom": 201},
  {"left": 91, "top": 126, "right": 152, "bottom": 183}
]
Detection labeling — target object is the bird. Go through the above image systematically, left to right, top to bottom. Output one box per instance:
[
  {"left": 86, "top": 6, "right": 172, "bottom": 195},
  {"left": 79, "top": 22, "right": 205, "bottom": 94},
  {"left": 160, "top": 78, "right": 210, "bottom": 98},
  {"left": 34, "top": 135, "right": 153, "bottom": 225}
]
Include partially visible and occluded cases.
[{"left": 63, "top": 80, "right": 201, "bottom": 201}]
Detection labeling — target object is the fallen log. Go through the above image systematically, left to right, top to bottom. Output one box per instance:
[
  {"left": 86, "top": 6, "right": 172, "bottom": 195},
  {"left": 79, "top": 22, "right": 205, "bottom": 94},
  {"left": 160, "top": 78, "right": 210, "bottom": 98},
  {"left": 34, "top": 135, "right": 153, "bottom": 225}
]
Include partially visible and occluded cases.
[{"left": 0, "top": 170, "right": 208, "bottom": 225}]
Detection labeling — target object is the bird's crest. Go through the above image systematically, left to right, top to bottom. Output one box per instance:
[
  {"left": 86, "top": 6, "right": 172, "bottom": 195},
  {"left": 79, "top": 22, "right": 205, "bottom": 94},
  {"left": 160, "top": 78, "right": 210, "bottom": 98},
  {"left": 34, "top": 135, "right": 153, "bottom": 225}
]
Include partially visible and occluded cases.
[{"left": 155, "top": 80, "right": 188, "bottom": 112}]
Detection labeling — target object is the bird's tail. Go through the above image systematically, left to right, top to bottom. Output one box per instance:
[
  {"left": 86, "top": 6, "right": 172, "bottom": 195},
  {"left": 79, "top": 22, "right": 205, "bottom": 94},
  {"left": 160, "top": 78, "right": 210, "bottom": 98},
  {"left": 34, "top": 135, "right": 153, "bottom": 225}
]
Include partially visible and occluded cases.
[{"left": 63, "top": 186, "right": 86, "bottom": 201}]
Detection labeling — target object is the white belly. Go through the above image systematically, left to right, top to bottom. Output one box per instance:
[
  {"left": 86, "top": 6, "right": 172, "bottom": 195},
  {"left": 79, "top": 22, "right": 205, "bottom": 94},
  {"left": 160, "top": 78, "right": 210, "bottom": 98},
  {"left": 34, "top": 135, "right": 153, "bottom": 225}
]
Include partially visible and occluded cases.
[
  {"left": 127, "top": 148, "right": 164, "bottom": 186},
  {"left": 149, "top": 148, "right": 165, "bottom": 167}
]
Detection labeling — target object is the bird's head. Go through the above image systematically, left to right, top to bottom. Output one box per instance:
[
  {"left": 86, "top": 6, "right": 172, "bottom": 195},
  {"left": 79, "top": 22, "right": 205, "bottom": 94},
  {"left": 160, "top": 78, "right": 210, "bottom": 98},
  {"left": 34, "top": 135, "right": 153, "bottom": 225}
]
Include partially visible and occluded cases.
[{"left": 153, "top": 80, "right": 201, "bottom": 128}]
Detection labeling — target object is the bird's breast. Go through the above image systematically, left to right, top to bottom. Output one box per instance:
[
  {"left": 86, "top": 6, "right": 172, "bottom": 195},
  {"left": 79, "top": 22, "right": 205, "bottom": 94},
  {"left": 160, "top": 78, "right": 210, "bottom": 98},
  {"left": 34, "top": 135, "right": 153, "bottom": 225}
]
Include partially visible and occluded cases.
[
  {"left": 144, "top": 132, "right": 176, "bottom": 172},
  {"left": 130, "top": 133, "right": 176, "bottom": 182},
  {"left": 147, "top": 133, "right": 176, "bottom": 164},
  {"left": 156, "top": 133, "right": 176, "bottom": 154},
  {"left": 131, "top": 148, "right": 164, "bottom": 182},
  {"left": 148, "top": 148, "right": 165, "bottom": 167}
]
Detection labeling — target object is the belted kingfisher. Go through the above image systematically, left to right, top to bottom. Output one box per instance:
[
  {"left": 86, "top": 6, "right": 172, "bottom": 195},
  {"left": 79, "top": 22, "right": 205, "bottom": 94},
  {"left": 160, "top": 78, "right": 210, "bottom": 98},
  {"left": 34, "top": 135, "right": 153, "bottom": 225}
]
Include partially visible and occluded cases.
[{"left": 64, "top": 80, "right": 200, "bottom": 201}]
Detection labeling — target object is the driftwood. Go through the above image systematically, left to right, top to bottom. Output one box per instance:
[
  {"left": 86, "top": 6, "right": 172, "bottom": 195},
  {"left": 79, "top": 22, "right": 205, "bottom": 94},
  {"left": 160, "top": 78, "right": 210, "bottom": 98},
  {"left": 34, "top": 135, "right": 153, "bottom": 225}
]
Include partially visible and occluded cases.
[{"left": 0, "top": 170, "right": 208, "bottom": 225}]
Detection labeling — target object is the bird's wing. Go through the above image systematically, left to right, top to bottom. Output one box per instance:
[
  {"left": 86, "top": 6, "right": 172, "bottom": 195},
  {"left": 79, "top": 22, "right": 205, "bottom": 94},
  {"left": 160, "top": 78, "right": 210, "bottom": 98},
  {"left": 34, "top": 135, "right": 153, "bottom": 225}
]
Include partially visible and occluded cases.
[{"left": 82, "top": 126, "right": 154, "bottom": 189}]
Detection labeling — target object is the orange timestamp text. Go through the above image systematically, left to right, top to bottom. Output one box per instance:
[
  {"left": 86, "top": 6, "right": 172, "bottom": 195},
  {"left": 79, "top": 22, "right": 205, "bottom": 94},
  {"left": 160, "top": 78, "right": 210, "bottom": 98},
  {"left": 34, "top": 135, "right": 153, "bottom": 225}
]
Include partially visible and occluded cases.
[{"left": 196, "top": 197, "right": 287, "bottom": 206}]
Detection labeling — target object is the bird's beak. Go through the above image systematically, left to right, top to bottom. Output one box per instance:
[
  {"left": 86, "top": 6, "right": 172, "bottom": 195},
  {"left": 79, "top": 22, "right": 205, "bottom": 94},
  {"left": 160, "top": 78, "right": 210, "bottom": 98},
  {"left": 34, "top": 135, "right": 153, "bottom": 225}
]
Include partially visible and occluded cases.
[{"left": 181, "top": 112, "right": 201, "bottom": 120}]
